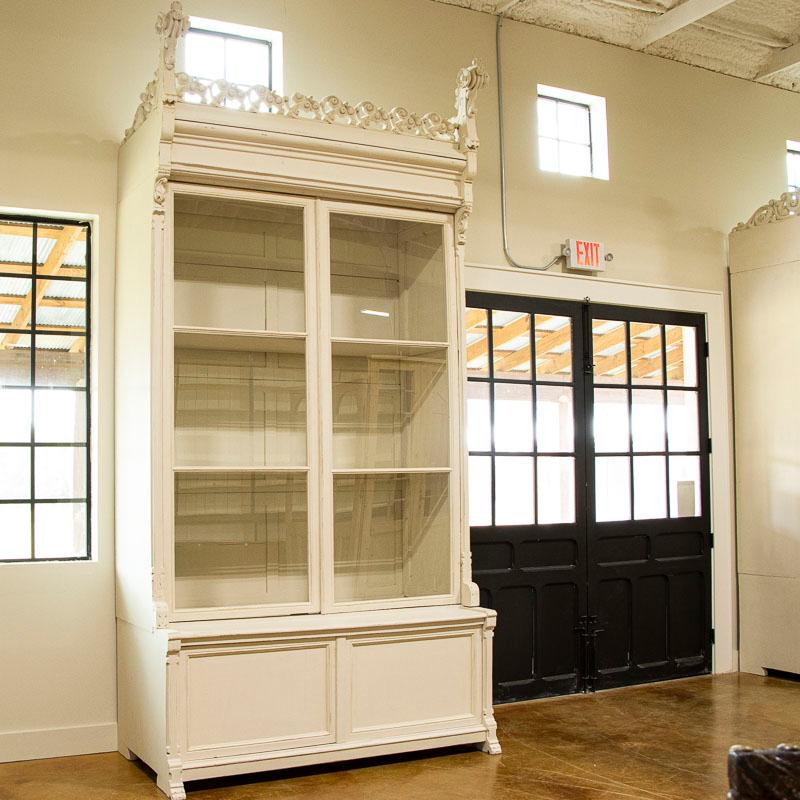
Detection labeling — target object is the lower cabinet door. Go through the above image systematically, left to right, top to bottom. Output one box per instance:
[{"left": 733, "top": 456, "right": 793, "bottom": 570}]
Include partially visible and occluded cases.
[
  {"left": 341, "top": 628, "right": 483, "bottom": 741},
  {"left": 180, "top": 639, "right": 336, "bottom": 759}
]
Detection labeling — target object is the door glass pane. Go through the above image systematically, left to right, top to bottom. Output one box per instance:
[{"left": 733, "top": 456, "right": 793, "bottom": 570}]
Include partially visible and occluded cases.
[
  {"left": 174, "top": 196, "right": 305, "bottom": 333},
  {"left": 330, "top": 214, "right": 446, "bottom": 342},
  {"left": 465, "top": 308, "right": 490, "bottom": 378},
  {"left": 492, "top": 311, "right": 531, "bottom": 380},
  {"left": 535, "top": 314, "right": 572, "bottom": 382},
  {"left": 592, "top": 319, "right": 626, "bottom": 384},
  {"left": 630, "top": 322, "right": 662, "bottom": 385},
  {"left": 666, "top": 325, "right": 698, "bottom": 387},
  {"left": 34, "top": 335, "right": 86, "bottom": 387},
  {"left": 174, "top": 340, "right": 307, "bottom": 468},
  {"left": 0, "top": 342, "right": 32, "bottom": 386},
  {"left": 331, "top": 343, "right": 448, "bottom": 469},
  {"left": 466, "top": 381, "right": 491, "bottom": 451},
  {"left": 494, "top": 383, "right": 533, "bottom": 452},
  {"left": 536, "top": 385, "right": 574, "bottom": 452},
  {"left": 0, "top": 387, "right": 30, "bottom": 442},
  {"left": 593, "top": 388, "right": 629, "bottom": 453},
  {"left": 34, "top": 389, "right": 87, "bottom": 443},
  {"left": 631, "top": 389, "right": 665, "bottom": 452},
  {"left": 667, "top": 391, "right": 700, "bottom": 451},
  {"left": 35, "top": 446, "right": 86, "bottom": 499},
  {"left": 0, "top": 447, "right": 30, "bottom": 500},
  {"left": 468, "top": 455, "right": 492, "bottom": 526},
  {"left": 495, "top": 456, "right": 534, "bottom": 525},
  {"left": 595, "top": 456, "right": 631, "bottom": 522},
  {"left": 633, "top": 456, "right": 667, "bottom": 520},
  {"left": 669, "top": 456, "right": 701, "bottom": 517},
  {"left": 537, "top": 457, "right": 575, "bottom": 524},
  {"left": 175, "top": 471, "right": 308, "bottom": 609},
  {"left": 333, "top": 472, "right": 450, "bottom": 602},
  {"left": 34, "top": 502, "right": 86, "bottom": 559},
  {"left": 0, "top": 504, "right": 31, "bottom": 559}
]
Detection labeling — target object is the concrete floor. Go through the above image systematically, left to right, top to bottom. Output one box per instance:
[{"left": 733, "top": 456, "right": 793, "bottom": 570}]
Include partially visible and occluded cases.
[{"left": 2, "top": 673, "right": 799, "bottom": 800}]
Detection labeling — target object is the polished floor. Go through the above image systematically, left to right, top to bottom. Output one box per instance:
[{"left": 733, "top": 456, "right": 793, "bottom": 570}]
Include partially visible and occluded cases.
[{"left": 2, "top": 673, "right": 799, "bottom": 800}]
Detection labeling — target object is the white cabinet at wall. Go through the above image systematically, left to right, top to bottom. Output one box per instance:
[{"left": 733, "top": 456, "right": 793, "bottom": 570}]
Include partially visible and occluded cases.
[{"left": 114, "top": 5, "right": 498, "bottom": 798}]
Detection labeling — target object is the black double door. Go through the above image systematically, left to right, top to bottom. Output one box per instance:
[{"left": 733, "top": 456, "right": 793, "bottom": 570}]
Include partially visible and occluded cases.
[{"left": 465, "top": 293, "right": 712, "bottom": 702}]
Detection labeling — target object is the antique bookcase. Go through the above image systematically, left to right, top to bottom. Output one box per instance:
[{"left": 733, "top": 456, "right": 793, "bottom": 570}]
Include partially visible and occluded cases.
[{"left": 115, "top": 5, "right": 499, "bottom": 798}]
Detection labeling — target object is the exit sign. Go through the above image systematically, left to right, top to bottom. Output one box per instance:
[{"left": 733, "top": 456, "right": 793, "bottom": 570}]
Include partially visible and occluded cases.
[{"left": 565, "top": 238, "right": 605, "bottom": 272}]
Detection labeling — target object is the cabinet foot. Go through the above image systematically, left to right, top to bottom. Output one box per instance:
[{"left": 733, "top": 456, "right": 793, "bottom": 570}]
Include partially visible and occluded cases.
[
  {"left": 481, "top": 737, "right": 502, "bottom": 755},
  {"left": 118, "top": 746, "right": 137, "bottom": 761},
  {"left": 157, "top": 768, "right": 185, "bottom": 800}
]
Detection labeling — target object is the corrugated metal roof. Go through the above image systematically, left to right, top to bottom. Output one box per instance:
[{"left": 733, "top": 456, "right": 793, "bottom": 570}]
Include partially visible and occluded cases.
[
  {"left": 0, "top": 232, "right": 87, "bottom": 268},
  {"left": 63, "top": 240, "right": 86, "bottom": 268},
  {"left": 0, "top": 277, "right": 31, "bottom": 296},
  {"left": 44, "top": 280, "right": 85, "bottom": 300},
  {"left": 0, "top": 304, "right": 19, "bottom": 325},
  {"left": 36, "top": 307, "right": 85, "bottom": 328},
  {"left": 9, "top": 334, "right": 76, "bottom": 351}
]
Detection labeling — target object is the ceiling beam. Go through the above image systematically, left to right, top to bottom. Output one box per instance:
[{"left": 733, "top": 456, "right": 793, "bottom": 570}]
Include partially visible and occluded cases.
[
  {"left": 637, "top": 0, "right": 738, "bottom": 48},
  {"left": 757, "top": 41, "right": 800, "bottom": 80}
]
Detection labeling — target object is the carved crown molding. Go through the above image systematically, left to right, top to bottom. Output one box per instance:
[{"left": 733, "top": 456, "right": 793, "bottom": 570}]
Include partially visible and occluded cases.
[
  {"left": 124, "top": 2, "right": 487, "bottom": 149},
  {"left": 733, "top": 191, "right": 800, "bottom": 232}
]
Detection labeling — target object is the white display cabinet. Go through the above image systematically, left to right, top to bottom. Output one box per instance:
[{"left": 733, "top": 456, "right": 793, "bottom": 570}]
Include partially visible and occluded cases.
[{"left": 115, "top": 5, "right": 498, "bottom": 798}]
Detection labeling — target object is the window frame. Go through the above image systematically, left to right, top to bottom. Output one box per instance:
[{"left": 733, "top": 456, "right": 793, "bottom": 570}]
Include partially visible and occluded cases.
[
  {"left": 181, "top": 16, "right": 284, "bottom": 94},
  {"left": 536, "top": 84, "right": 609, "bottom": 181},
  {"left": 787, "top": 140, "right": 800, "bottom": 193},
  {"left": 0, "top": 213, "right": 92, "bottom": 564}
]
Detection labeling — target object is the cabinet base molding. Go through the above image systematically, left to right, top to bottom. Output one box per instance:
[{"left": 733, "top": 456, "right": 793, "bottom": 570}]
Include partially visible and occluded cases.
[{"left": 118, "top": 607, "right": 499, "bottom": 798}]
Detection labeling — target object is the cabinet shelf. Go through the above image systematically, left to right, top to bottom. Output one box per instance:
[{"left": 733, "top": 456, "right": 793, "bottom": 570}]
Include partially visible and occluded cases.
[
  {"left": 175, "top": 327, "right": 305, "bottom": 353},
  {"left": 174, "top": 465, "right": 309, "bottom": 473}
]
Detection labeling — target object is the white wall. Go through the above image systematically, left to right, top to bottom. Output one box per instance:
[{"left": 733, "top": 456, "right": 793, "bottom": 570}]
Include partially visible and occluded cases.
[{"left": 0, "top": 0, "right": 798, "bottom": 760}]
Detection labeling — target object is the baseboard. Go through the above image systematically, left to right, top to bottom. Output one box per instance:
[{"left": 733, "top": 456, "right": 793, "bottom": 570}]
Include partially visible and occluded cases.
[{"left": 0, "top": 722, "right": 117, "bottom": 763}]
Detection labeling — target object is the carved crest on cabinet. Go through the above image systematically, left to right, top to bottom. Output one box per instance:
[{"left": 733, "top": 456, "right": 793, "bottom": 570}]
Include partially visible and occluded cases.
[{"left": 733, "top": 191, "right": 800, "bottom": 232}]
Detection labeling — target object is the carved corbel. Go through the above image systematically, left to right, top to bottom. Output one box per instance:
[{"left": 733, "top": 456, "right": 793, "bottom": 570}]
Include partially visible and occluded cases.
[
  {"left": 156, "top": 1, "right": 190, "bottom": 73},
  {"left": 451, "top": 60, "right": 489, "bottom": 154},
  {"left": 153, "top": 176, "right": 169, "bottom": 215},
  {"left": 455, "top": 203, "right": 473, "bottom": 248}
]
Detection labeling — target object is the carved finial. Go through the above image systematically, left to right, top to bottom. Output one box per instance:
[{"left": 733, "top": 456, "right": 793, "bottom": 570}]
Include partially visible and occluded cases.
[
  {"left": 156, "top": 1, "right": 190, "bottom": 71},
  {"left": 452, "top": 60, "right": 488, "bottom": 153}
]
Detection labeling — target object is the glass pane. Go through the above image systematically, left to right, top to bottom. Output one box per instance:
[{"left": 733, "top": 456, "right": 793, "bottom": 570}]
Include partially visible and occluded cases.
[
  {"left": 184, "top": 30, "right": 225, "bottom": 80},
  {"left": 225, "top": 37, "right": 270, "bottom": 86},
  {"left": 537, "top": 97, "right": 558, "bottom": 138},
  {"left": 557, "top": 101, "right": 591, "bottom": 145},
  {"left": 538, "top": 137, "right": 559, "bottom": 172},
  {"left": 558, "top": 142, "right": 591, "bottom": 177},
  {"left": 174, "top": 196, "right": 305, "bottom": 333},
  {"left": 330, "top": 214, "right": 446, "bottom": 342},
  {"left": 0, "top": 220, "right": 33, "bottom": 276},
  {"left": 36, "top": 278, "right": 86, "bottom": 333},
  {"left": 465, "top": 307, "right": 490, "bottom": 377},
  {"left": 492, "top": 311, "right": 531, "bottom": 380},
  {"left": 535, "top": 314, "right": 572, "bottom": 382},
  {"left": 593, "top": 319, "right": 627, "bottom": 383},
  {"left": 631, "top": 322, "right": 662, "bottom": 385},
  {"left": 666, "top": 325, "right": 698, "bottom": 387},
  {"left": 33, "top": 334, "right": 86, "bottom": 387},
  {"left": 175, "top": 341, "right": 307, "bottom": 468},
  {"left": 0, "top": 342, "right": 31, "bottom": 386},
  {"left": 332, "top": 343, "right": 448, "bottom": 469},
  {"left": 466, "top": 381, "right": 490, "bottom": 452},
  {"left": 494, "top": 383, "right": 533, "bottom": 453},
  {"left": 536, "top": 385, "right": 574, "bottom": 452},
  {"left": 0, "top": 387, "right": 30, "bottom": 442},
  {"left": 593, "top": 388, "right": 629, "bottom": 453},
  {"left": 34, "top": 389, "right": 87, "bottom": 443},
  {"left": 631, "top": 389, "right": 665, "bottom": 452},
  {"left": 667, "top": 391, "right": 700, "bottom": 452},
  {"left": 35, "top": 446, "right": 86, "bottom": 499},
  {"left": 0, "top": 447, "right": 30, "bottom": 500},
  {"left": 468, "top": 455, "right": 492, "bottom": 527},
  {"left": 495, "top": 456, "right": 534, "bottom": 526},
  {"left": 595, "top": 456, "right": 631, "bottom": 522},
  {"left": 633, "top": 456, "right": 667, "bottom": 520},
  {"left": 669, "top": 456, "right": 701, "bottom": 517},
  {"left": 537, "top": 457, "right": 575, "bottom": 524},
  {"left": 175, "top": 471, "right": 308, "bottom": 608},
  {"left": 333, "top": 472, "right": 450, "bottom": 602},
  {"left": 34, "top": 502, "right": 86, "bottom": 559},
  {"left": 0, "top": 503, "right": 31, "bottom": 559}
]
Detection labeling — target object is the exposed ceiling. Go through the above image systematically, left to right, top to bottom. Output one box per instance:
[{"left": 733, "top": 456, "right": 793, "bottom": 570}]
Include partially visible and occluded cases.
[{"left": 431, "top": 0, "right": 800, "bottom": 93}]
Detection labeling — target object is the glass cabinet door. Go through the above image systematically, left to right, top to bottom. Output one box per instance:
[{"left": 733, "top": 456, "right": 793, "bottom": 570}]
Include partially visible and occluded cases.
[
  {"left": 170, "top": 192, "right": 313, "bottom": 614},
  {"left": 326, "top": 209, "right": 454, "bottom": 606}
]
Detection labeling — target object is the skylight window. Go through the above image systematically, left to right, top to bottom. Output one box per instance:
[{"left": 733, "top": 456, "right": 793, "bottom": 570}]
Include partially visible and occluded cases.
[
  {"left": 182, "top": 17, "right": 283, "bottom": 93},
  {"left": 537, "top": 85, "right": 609, "bottom": 181},
  {"left": 788, "top": 140, "right": 800, "bottom": 193}
]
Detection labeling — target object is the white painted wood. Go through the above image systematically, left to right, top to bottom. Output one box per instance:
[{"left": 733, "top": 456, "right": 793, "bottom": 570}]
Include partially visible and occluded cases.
[
  {"left": 637, "top": 0, "right": 738, "bottom": 48},
  {"left": 116, "top": 14, "right": 494, "bottom": 795}
]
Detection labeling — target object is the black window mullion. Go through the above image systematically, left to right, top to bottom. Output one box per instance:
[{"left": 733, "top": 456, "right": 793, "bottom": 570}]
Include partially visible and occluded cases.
[
  {"left": 30, "top": 222, "right": 37, "bottom": 559},
  {"left": 488, "top": 310, "right": 497, "bottom": 528},
  {"left": 531, "top": 315, "right": 538, "bottom": 525},
  {"left": 626, "top": 321, "right": 634, "bottom": 521},
  {"left": 662, "top": 325, "right": 672, "bottom": 519}
]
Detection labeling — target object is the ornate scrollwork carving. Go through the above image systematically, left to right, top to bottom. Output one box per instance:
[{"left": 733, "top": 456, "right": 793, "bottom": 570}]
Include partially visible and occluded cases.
[
  {"left": 155, "top": 1, "right": 190, "bottom": 71},
  {"left": 450, "top": 59, "right": 489, "bottom": 152},
  {"left": 124, "top": 75, "right": 160, "bottom": 142},
  {"left": 153, "top": 176, "right": 169, "bottom": 214},
  {"left": 733, "top": 191, "right": 800, "bottom": 231},
  {"left": 455, "top": 204, "right": 472, "bottom": 247}
]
